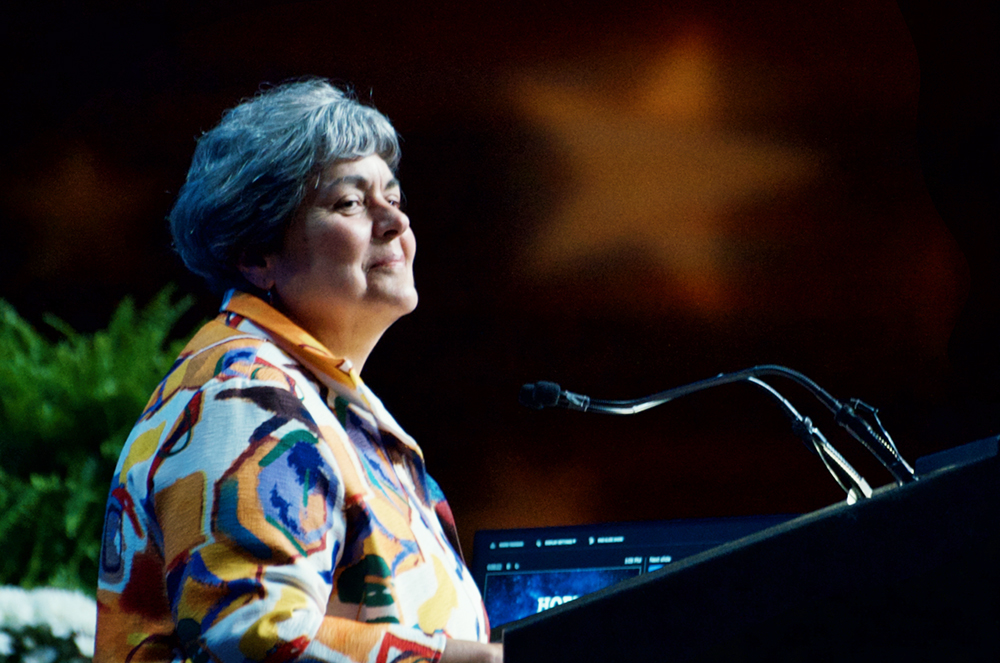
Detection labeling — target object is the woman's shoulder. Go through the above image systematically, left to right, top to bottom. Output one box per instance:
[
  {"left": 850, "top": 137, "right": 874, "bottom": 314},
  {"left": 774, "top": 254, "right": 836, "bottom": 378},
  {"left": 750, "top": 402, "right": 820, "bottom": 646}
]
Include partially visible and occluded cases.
[
  {"left": 139, "top": 318, "right": 315, "bottom": 421},
  {"left": 117, "top": 323, "right": 327, "bottom": 487}
]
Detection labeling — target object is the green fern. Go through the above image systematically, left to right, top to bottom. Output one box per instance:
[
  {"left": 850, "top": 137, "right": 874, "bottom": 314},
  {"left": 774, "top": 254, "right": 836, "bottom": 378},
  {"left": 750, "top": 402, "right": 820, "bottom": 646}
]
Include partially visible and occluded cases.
[{"left": 0, "top": 287, "right": 198, "bottom": 593}]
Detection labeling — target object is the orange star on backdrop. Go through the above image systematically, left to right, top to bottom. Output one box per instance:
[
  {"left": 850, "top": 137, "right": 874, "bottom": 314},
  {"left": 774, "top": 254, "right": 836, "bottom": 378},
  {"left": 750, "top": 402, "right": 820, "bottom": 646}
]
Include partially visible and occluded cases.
[{"left": 512, "top": 30, "right": 820, "bottom": 314}]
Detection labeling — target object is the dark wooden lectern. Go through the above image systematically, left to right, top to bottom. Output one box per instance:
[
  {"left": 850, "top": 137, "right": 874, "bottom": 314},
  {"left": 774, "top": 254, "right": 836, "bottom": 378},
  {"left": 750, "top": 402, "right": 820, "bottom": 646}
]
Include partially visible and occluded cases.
[{"left": 501, "top": 440, "right": 999, "bottom": 662}]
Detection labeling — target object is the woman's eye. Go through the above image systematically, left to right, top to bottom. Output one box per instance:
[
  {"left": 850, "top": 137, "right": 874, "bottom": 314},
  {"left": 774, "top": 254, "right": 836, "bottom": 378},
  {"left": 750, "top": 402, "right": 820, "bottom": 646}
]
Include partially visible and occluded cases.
[
  {"left": 387, "top": 191, "right": 406, "bottom": 209},
  {"left": 334, "top": 197, "right": 363, "bottom": 211}
]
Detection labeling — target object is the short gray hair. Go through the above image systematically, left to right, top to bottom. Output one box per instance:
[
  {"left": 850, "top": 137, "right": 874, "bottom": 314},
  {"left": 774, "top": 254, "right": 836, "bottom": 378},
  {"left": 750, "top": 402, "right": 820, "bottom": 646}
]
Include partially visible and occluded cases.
[{"left": 169, "top": 79, "right": 401, "bottom": 292}]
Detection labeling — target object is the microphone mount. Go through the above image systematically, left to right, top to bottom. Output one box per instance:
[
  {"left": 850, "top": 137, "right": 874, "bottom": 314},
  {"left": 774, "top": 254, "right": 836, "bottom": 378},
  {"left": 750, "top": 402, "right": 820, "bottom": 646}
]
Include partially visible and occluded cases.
[{"left": 519, "top": 364, "right": 917, "bottom": 487}]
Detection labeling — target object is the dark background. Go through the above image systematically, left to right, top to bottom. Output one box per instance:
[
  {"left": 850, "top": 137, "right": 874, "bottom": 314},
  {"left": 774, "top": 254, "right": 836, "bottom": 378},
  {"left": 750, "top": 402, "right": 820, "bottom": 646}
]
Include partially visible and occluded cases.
[{"left": 2, "top": 0, "right": 998, "bottom": 556}]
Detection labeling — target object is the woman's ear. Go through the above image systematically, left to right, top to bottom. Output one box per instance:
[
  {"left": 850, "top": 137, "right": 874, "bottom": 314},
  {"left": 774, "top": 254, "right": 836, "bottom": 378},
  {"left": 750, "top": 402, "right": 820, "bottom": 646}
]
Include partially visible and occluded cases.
[{"left": 237, "top": 250, "right": 276, "bottom": 292}]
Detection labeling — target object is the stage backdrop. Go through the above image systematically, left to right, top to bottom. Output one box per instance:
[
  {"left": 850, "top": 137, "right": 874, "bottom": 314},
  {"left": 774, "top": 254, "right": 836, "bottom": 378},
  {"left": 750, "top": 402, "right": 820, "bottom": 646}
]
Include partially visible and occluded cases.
[{"left": 3, "top": 0, "right": 998, "bottom": 557}]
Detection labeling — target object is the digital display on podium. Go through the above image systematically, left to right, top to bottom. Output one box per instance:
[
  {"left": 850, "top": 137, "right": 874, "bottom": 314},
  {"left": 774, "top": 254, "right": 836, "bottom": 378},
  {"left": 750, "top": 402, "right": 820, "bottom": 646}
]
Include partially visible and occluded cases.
[{"left": 471, "top": 514, "right": 796, "bottom": 627}]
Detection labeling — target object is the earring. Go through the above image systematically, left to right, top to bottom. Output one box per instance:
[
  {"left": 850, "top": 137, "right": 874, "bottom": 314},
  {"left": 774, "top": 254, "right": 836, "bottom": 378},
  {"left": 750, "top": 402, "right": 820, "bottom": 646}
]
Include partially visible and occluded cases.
[{"left": 266, "top": 287, "right": 275, "bottom": 305}]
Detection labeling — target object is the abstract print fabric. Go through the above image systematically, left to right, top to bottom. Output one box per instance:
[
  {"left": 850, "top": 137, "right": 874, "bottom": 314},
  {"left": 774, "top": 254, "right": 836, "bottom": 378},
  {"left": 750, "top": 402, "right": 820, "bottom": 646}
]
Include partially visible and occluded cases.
[{"left": 96, "top": 290, "right": 489, "bottom": 663}]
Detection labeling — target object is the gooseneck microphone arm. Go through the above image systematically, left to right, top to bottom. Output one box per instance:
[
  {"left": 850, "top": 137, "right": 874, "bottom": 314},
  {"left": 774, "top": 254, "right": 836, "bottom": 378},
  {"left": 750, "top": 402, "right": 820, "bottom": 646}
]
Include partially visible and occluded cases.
[
  {"left": 519, "top": 364, "right": 917, "bottom": 486},
  {"left": 746, "top": 377, "right": 873, "bottom": 502}
]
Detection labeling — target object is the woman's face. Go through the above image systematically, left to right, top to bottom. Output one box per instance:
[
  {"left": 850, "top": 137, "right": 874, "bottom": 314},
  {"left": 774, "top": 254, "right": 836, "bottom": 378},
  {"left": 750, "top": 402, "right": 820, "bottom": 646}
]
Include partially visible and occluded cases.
[{"left": 268, "top": 154, "right": 417, "bottom": 337}]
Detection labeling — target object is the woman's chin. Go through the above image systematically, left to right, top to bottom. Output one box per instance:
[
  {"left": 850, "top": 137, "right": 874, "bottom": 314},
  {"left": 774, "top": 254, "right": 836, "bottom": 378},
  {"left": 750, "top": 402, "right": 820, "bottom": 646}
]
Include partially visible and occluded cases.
[
  {"left": 369, "top": 287, "right": 419, "bottom": 319},
  {"left": 396, "top": 290, "right": 419, "bottom": 316}
]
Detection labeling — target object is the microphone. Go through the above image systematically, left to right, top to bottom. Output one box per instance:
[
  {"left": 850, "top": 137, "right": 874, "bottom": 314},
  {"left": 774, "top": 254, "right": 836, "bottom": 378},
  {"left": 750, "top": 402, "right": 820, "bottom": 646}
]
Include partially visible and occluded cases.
[
  {"left": 519, "top": 365, "right": 917, "bottom": 486},
  {"left": 518, "top": 381, "right": 563, "bottom": 410},
  {"left": 519, "top": 381, "right": 590, "bottom": 411}
]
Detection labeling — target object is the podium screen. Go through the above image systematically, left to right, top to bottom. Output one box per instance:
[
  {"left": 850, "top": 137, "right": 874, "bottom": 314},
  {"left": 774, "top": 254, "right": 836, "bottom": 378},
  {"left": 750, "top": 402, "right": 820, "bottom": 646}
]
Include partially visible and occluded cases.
[{"left": 471, "top": 514, "right": 795, "bottom": 628}]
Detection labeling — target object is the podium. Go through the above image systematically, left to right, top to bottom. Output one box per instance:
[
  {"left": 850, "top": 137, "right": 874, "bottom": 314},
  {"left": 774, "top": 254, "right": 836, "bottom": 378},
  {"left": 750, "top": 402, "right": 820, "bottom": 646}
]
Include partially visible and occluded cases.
[{"left": 500, "top": 440, "right": 999, "bottom": 662}]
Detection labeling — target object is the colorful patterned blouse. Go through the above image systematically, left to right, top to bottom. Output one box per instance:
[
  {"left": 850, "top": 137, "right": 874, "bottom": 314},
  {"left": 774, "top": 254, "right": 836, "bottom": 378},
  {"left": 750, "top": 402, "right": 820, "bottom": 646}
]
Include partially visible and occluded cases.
[{"left": 96, "top": 291, "right": 490, "bottom": 663}]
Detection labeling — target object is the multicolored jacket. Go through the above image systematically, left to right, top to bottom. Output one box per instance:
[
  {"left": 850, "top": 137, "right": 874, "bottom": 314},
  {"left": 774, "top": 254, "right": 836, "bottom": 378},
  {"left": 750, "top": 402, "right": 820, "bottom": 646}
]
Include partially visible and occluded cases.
[{"left": 96, "top": 291, "right": 490, "bottom": 662}]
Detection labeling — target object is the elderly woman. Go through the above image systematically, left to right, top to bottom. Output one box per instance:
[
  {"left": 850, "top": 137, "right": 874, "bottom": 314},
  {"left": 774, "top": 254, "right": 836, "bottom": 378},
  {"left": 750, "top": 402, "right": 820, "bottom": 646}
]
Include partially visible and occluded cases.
[{"left": 96, "top": 80, "right": 500, "bottom": 663}]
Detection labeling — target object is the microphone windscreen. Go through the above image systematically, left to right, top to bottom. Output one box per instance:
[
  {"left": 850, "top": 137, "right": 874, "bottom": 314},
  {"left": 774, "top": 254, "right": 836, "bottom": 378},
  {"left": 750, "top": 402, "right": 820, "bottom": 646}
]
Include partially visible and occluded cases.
[
  {"left": 519, "top": 381, "right": 562, "bottom": 409},
  {"left": 534, "top": 381, "right": 562, "bottom": 407},
  {"left": 517, "top": 384, "right": 542, "bottom": 410},
  {"left": 519, "top": 384, "right": 541, "bottom": 409}
]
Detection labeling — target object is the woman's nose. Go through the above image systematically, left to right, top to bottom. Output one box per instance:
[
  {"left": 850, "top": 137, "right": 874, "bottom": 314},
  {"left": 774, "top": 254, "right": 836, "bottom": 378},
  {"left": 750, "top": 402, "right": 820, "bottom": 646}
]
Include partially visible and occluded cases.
[{"left": 373, "top": 200, "right": 409, "bottom": 239}]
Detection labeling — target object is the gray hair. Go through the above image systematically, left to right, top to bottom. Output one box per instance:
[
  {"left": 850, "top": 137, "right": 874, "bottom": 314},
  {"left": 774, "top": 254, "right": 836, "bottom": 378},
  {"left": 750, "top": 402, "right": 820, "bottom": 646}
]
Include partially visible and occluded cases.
[{"left": 169, "top": 79, "right": 401, "bottom": 293}]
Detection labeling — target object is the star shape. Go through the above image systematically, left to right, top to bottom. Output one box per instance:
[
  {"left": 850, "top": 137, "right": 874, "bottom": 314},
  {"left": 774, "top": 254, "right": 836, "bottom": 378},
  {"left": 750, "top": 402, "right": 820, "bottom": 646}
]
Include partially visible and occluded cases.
[{"left": 512, "top": 32, "right": 820, "bottom": 313}]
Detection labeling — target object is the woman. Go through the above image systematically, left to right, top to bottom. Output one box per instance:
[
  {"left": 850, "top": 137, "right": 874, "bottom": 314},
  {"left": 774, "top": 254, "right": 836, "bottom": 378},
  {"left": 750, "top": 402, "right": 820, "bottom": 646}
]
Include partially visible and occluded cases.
[{"left": 96, "top": 79, "right": 501, "bottom": 663}]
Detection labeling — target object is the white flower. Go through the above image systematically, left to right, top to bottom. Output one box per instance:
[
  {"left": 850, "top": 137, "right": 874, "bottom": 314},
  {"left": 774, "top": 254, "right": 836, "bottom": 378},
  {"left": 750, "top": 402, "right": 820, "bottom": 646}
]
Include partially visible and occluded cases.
[
  {"left": 0, "top": 585, "right": 98, "bottom": 659},
  {"left": 0, "top": 586, "right": 34, "bottom": 630},
  {"left": 28, "top": 588, "right": 97, "bottom": 639},
  {"left": 0, "top": 630, "right": 14, "bottom": 656},
  {"left": 74, "top": 633, "right": 96, "bottom": 658},
  {"left": 22, "top": 645, "right": 59, "bottom": 663}
]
